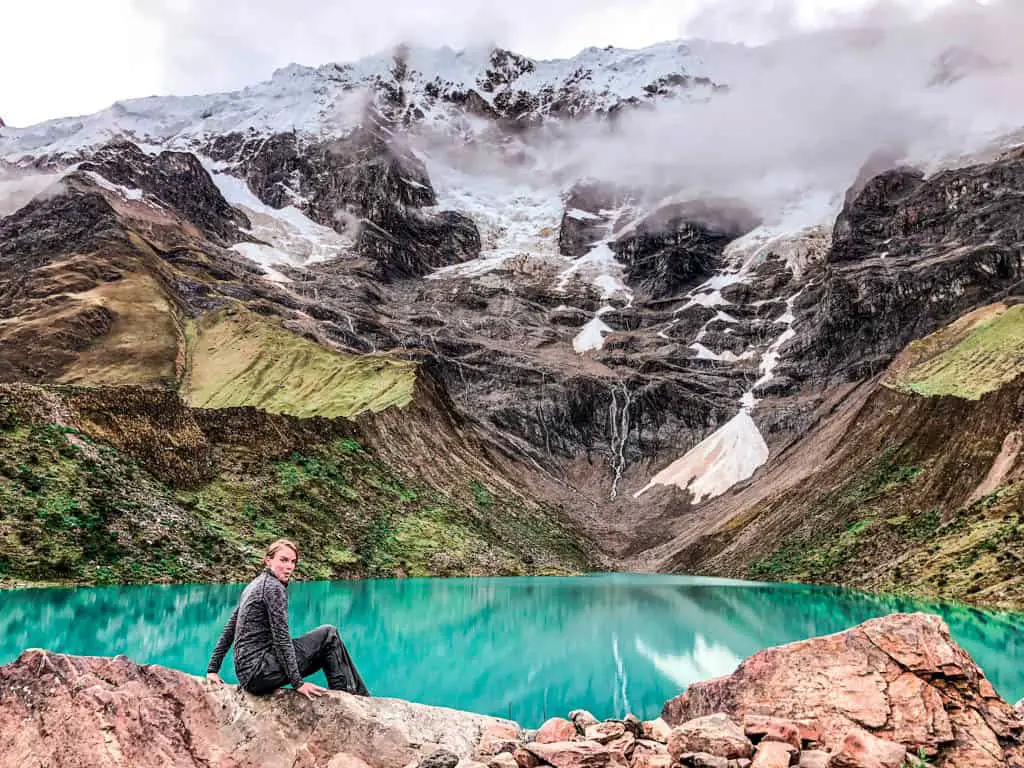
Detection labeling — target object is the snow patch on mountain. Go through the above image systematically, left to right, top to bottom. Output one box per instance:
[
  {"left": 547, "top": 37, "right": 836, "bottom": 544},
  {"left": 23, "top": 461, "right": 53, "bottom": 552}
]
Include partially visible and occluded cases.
[
  {"left": 205, "top": 163, "right": 353, "bottom": 270},
  {"left": 634, "top": 410, "right": 769, "bottom": 502}
]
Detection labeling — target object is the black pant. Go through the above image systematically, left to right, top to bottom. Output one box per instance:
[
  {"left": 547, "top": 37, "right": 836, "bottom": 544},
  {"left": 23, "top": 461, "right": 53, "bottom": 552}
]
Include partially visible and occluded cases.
[{"left": 244, "top": 624, "right": 370, "bottom": 696}]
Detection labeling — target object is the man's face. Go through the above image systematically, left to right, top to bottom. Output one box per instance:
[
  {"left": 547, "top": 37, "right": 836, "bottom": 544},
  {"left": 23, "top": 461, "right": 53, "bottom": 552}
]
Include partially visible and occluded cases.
[{"left": 266, "top": 547, "right": 297, "bottom": 582}]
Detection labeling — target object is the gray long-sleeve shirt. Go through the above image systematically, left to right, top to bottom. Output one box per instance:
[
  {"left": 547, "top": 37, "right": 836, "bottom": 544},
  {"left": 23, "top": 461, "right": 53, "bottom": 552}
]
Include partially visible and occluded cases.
[{"left": 207, "top": 569, "right": 303, "bottom": 689}]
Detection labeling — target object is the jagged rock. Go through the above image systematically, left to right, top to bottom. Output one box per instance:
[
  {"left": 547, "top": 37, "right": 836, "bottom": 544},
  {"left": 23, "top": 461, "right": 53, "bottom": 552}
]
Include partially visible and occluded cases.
[
  {"left": 78, "top": 140, "right": 249, "bottom": 244},
  {"left": 784, "top": 154, "right": 1024, "bottom": 384},
  {"left": 611, "top": 200, "right": 758, "bottom": 300},
  {"left": 662, "top": 614, "right": 1024, "bottom": 767},
  {"left": 0, "top": 650, "right": 514, "bottom": 768},
  {"left": 571, "top": 710, "right": 602, "bottom": 731},
  {"left": 622, "top": 715, "right": 643, "bottom": 738},
  {"left": 668, "top": 715, "right": 755, "bottom": 761},
  {"left": 743, "top": 715, "right": 803, "bottom": 750},
  {"left": 537, "top": 718, "right": 580, "bottom": 743},
  {"left": 641, "top": 719, "right": 672, "bottom": 743},
  {"left": 585, "top": 721, "right": 627, "bottom": 744},
  {"left": 477, "top": 723, "right": 521, "bottom": 756},
  {"left": 826, "top": 728, "right": 906, "bottom": 768},
  {"left": 605, "top": 732, "right": 636, "bottom": 763},
  {"left": 524, "top": 740, "right": 620, "bottom": 767},
  {"left": 749, "top": 741, "right": 796, "bottom": 768},
  {"left": 514, "top": 747, "right": 542, "bottom": 768},
  {"left": 420, "top": 750, "right": 460, "bottom": 768},
  {"left": 798, "top": 752, "right": 830, "bottom": 768},
  {"left": 681, "top": 753, "right": 730, "bottom": 768},
  {"left": 330, "top": 754, "right": 375, "bottom": 768},
  {"left": 488, "top": 755, "right": 519, "bottom": 768},
  {"left": 629, "top": 755, "right": 672, "bottom": 768}
]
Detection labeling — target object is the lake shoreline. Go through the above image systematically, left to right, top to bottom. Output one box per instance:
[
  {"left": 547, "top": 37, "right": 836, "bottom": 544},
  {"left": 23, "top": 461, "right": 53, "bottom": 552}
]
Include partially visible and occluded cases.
[{"left": 3, "top": 569, "right": 1023, "bottom": 613}]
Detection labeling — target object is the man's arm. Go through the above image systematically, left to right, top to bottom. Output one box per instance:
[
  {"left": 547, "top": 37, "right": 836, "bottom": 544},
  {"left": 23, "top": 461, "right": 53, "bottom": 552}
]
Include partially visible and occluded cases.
[
  {"left": 263, "top": 582, "right": 303, "bottom": 689},
  {"left": 207, "top": 605, "right": 239, "bottom": 675}
]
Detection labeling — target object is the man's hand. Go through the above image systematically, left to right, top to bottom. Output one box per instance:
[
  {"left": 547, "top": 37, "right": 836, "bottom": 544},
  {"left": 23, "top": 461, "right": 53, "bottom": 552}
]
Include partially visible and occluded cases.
[
  {"left": 206, "top": 673, "right": 225, "bottom": 685},
  {"left": 296, "top": 682, "right": 328, "bottom": 699}
]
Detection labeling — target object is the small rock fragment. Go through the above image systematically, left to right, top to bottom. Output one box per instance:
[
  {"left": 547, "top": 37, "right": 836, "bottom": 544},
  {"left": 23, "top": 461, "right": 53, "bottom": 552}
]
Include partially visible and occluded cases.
[
  {"left": 570, "top": 710, "right": 601, "bottom": 732},
  {"left": 669, "top": 714, "right": 755, "bottom": 761},
  {"left": 536, "top": 717, "right": 578, "bottom": 744},
  {"left": 641, "top": 719, "right": 672, "bottom": 744},
  {"left": 585, "top": 721, "right": 627, "bottom": 744},
  {"left": 478, "top": 723, "right": 521, "bottom": 757},
  {"left": 828, "top": 727, "right": 906, "bottom": 768},
  {"left": 750, "top": 741, "right": 796, "bottom": 768},
  {"left": 419, "top": 750, "right": 460, "bottom": 768},
  {"left": 798, "top": 751, "right": 830, "bottom": 768},
  {"left": 327, "top": 754, "right": 373, "bottom": 768}
]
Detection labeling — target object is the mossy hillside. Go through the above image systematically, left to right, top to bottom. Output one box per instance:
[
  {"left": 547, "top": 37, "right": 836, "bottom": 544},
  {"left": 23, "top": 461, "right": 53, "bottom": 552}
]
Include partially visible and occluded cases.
[
  {"left": 885, "top": 303, "right": 1024, "bottom": 400},
  {"left": 184, "top": 306, "right": 416, "bottom": 418},
  {"left": 0, "top": 413, "right": 593, "bottom": 586},
  {"left": 747, "top": 448, "right": 1024, "bottom": 609},
  {"left": 748, "top": 449, "right": 929, "bottom": 582}
]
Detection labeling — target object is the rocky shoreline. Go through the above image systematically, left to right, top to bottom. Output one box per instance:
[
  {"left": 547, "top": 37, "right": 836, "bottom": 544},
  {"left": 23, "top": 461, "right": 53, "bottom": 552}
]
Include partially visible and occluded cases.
[{"left": 2, "top": 613, "right": 1022, "bottom": 768}]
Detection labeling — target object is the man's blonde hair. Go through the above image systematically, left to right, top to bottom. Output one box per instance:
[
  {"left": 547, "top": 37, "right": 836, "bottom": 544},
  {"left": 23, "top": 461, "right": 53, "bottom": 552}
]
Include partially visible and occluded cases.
[{"left": 265, "top": 538, "right": 299, "bottom": 562}]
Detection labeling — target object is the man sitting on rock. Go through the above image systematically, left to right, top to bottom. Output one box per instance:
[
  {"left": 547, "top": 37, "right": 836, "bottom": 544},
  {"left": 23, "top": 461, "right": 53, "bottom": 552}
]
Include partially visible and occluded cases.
[{"left": 206, "top": 538, "right": 370, "bottom": 699}]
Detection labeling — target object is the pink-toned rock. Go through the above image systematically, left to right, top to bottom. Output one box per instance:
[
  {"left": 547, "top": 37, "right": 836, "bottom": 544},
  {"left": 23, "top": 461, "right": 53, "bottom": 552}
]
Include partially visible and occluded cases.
[
  {"left": 662, "top": 614, "right": 1024, "bottom": 767},
  {"left": 0, "top": 649, "right": 517, "bottom": 768},
  {"left": 1015, "top": 700, "right": 1024, "bottom": 719},
  {"left": 571, "top": 710, "right": 601, "bottom": 731},
  {"left": 669, "top": 714, "right": 754, "bottom": 761},
  {"left": 623, "top": 715, "right": 644, "bottom": 737},
  {"left": 743, "top": 716, "right": 802, "bottom": 750},
  {"left": 536, "top": 718, "right": 579, "bottom": 744},
  {"left": 641, "top": 719, "right": 672, "bottom": 743},
  {"left": 585, "top": 722, "right": 627, "bottom": 745},
  {"left": 478, "top": 723, "right": 521, "bottom": 757},
  {"left": 827, "top": 727, "right": 906, "bottom": 768},
  {"left": 605, "top": 732, "right": 635, "bottom": 763},
  {"left": 632, "top": 739, "right": 668, "bottom": 757},
  {"left": 525, "top": 740, "right": 623, "bottom": 767},
  {"left": 750, "top": 741, "right": 796, "bottom": 768},
  {"left": 513, "top": 747, "right": 541, "bottom": 768},
  {"left": 798, "top": 752, "right": 830, "bottom": 768},
  {"left": 684, "top": 753, "right": 729, "bottom": 768},
  {"left": 630, "top": 754, "right": 672, "bottom": 768},
  {"left": 328, "top": 755, "right": 374, "bottom": 768},
  {"left": 488, "top": 755, "right": 518, "bottom": 768}
]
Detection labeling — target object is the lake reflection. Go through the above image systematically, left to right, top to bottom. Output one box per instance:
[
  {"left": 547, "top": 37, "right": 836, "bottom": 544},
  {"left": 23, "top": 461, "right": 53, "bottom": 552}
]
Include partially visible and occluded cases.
[{"left": 2, "top": 574, "right": 1022, "bottom": 725}]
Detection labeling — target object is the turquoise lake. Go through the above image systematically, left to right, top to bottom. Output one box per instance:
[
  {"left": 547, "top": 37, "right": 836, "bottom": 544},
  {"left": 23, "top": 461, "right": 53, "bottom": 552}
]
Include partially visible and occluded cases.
[{"left": 2, "top": 574, "right": 1022, "bottom": 725}]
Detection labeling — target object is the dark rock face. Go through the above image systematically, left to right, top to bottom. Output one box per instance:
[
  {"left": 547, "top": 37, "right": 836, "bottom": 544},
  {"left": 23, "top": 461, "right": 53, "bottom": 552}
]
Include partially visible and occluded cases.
[
  {"left": 209, "top": 119, "right": 481, "bottom": 279},
  {"left": 78, "top": 140, "right": 249, "bottom": 245},
  {"left": 783, "top": 154, "right": 1024, "bottom": 384},
  {"left": 558, "top": 181, "right": 625, "bottom": 259},
  {"left": 0, "top": 189, "right": 118, "bottom": 265},
  {"left": 612, "top": 201, "right": 759, "bottom": 299},
  {"left": 358, "top": 208, "right": 480, "bottom": 279}
]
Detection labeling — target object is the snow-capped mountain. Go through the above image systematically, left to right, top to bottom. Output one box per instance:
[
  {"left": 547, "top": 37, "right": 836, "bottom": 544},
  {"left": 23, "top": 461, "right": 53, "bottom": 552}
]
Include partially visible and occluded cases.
[{"left": 3, "top": 11, "right": 1024, "bottom": 597}]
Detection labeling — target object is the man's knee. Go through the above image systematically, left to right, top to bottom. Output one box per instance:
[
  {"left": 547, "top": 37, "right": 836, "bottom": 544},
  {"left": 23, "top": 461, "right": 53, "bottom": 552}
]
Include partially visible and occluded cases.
[{"left": 316, "top": 624, "right": 340, "bottom": 644}]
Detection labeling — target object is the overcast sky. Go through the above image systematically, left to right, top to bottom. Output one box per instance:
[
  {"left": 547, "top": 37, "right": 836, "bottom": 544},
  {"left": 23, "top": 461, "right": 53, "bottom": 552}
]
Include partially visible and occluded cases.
[{"left": 0, "top": 0, "right": 982, "bottom": 127}]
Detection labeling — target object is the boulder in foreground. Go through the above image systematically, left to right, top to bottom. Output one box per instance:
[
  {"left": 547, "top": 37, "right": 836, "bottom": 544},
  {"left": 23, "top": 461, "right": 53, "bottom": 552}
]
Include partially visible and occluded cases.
[{"left": 663, "top": 613, "right": 1023, "bottom": 768}]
